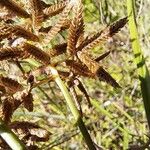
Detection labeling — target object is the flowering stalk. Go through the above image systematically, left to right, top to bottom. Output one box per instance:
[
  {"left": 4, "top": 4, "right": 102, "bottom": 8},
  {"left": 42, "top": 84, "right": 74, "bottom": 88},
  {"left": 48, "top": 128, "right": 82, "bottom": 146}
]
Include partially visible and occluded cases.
[{"left": 50, "top": 67, "right": 96, "bottom": 150}]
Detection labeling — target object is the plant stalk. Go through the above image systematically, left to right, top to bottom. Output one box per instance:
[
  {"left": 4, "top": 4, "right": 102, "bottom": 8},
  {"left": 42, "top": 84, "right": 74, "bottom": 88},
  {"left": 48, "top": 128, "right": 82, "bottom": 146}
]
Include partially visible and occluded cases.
[
  {"left": 127, "top": 0, "right": 150, "bottom": 129},
  {"left": 50, "top": 67, "right": 96, "bottom": 150},
  {"left": 0, "top": 118, "right": 26, "bottom": 150}
]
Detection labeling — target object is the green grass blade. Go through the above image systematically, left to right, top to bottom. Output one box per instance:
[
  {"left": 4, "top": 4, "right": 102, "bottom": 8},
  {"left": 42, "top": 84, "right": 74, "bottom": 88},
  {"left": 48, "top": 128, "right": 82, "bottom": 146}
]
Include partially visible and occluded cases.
[
  {"left": 127, "top": 0, "right": 150, "bottom": 129},
  {"left": 91, "top": 99, "right": 130, "bottom": 134},
  {"left": 123, "top": 126, "right": 129, "bottom": 150}
]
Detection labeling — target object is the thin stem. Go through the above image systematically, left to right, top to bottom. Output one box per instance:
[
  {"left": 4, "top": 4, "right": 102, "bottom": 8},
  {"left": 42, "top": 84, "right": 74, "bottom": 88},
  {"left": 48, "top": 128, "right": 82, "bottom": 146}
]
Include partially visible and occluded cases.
[
  {"left": 127, "top": 0, "right": 150, "bottom": 129},
  {"left": 50, "top": 67, "right": 96, "bottom": 150},
  {"left": 31, "top": 75, "right": 53, "bottom": 89},
  {"left": 0, "top": 118, "right": 26, "bottom": 150}
]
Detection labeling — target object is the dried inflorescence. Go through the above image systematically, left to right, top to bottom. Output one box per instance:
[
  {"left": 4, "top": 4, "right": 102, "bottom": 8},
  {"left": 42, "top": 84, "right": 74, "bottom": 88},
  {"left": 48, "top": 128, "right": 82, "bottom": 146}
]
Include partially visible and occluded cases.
[
  {"left": 0, "top": 0, "right": 127, "bottom": 148},
  {"left": 0, "top": 0, "right": 30, "bottom": 18},
  {"left": 30, "top": 0, "right": 44, "bottom": 30},
  {"left": 67, "top": 0, "right": 84, "bottom": 54},
  {"left": 43, "top": 1, "right": 67, "bottom": 17},
  {"left": 45, "top": 1, "right": 73, "bottom": 43},
  {"left": 78, "top": 17, "right": 127, "bottom": 52},
  {"left": 0, "top": 22, "right": 39, "bottom": 41},
  {"left": 22, "top": 42, "right": 51, "bottom": 64},
  {"left": 48, "top": 43, "right": 67, "bottom": 57},
  {"left": 0, "top": 47, "right": 23, "bottom": 60},
  {"left": 66, "top": 59, "right": 95, "bottom": 77},
  {"left": 0, "top": 76, "right": 23, "bottom": 94},
  {"left": 22, "top": 92, "right": 34, "bottom": 112},
  {"left": 0, "top": 98, "right": 13, "bottom": 123},
  {"left": 9, "top": 121, "right": 50, "bottom": 145}
]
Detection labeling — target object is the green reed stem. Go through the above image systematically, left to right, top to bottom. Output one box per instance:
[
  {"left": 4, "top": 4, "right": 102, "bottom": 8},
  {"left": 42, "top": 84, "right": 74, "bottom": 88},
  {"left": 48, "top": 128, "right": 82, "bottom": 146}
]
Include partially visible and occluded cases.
[
  {"left": 127, "top": 0, "right": 150, "bottom": 129},
  {"left": 50, "top": 67, "right": 96, "bottom": 150},
  {"left": 0, "top": 118, "right": 26, "bottom": 150}
]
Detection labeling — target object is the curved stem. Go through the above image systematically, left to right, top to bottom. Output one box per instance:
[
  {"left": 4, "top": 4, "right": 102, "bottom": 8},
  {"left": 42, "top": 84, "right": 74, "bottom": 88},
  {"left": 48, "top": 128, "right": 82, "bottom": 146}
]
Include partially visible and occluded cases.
[{"left": 50, "top": 67, "right": 96, "bottom": 150}]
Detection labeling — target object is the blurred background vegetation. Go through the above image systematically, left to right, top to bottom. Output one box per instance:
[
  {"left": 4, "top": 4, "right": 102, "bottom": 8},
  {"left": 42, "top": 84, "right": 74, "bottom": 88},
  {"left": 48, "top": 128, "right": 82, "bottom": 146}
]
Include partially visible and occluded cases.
[{"left": 1, "top": 0, "right": 150, "bottom": 149}]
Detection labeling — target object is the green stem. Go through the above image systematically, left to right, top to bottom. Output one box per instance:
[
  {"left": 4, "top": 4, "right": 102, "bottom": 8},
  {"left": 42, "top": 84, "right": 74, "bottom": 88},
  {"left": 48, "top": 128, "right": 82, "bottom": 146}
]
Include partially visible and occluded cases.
[
  {"left": 127, "top": 0, "right": 150, "bottom": 129},
  {"left": 50, "top": 67, "right": 96, "bottom": 150},
  {"left": 0, "top": 118, "right": 26, "bottom": 150}
]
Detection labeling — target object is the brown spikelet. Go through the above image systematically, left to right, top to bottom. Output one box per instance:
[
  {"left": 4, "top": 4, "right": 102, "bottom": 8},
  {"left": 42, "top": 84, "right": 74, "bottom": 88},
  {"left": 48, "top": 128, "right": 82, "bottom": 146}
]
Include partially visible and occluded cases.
[
  {"left": 0, "top": 0, "right": 30, "bottom": 18},
  {"left": 30, "top": 0, "right": 44, "bottom": 30},
  {"left": 43, "top": 1, "right": 67, "bottom": 17},
  {"left": 67, "top": 1, "right": 84, "bottom": 54},
  {"left": 73, "top": 1, "right": 84, "bottom": 46},
  {"left": 45, "top": 2, "right": 73, "bottom": 43},
  {"left": 77, "top": 17, "right": 127, "bottom": 52},
  {"left": 109, "top": 17, "right": 127, "bottom": 36},
  {"left": 39, "top": 19, "right": 71, "bottom": 33},
  {"left": 62, "top": 19, "right": 71, "bottom": 29},
  {"left": 0, "top": 23, "right": 39, "bottom": 41},
  {"left": 0, "top": 23, "right": 14, "bottom": 40},
  {"left": 13, "top": 25, "right": 39, "bottom": 41},
  {"left": 39, "top": 26, "right": 52, "bottom": 33},
  {"left": 77, "top": 32, "right": 102, "bottom": 52},
  {"left": 77, "top": 32, "right": 101, "bottom": 51},
  {"left": 22, "top": 43, "right": 51, "bottom": 64},
  {"left": 48, "top": 43, "right": 67, "bottom": 57},
  {"left": 0, "top": 47, "right": 24, "bottom": 61},
  {"left": 77, "top": 51, "right": 99, "bottom": 73},
  {"left": 77, "top": 51, "right": 120, "bottom": 88},
  {"left": 95, "top": 51, "right": 111, "bottom": 62},
  {"left": 65, "top": 60, "right": 95, "bottom": 77},
  {"left": 97, "top": 67, "right": 120, "bottom": 88},
  {"left": 27, "top": 75, "right": 34, "bottom": 87},
  {"left": 0, "top": 76, "right": 23, "bottom": 94},
  {"left": 74, "top": 79, "right": 91, "bottom": 107},
  {"left": 0, "top": 85, "right": 6, "bottom": 94},
  {"left": 22, "top": 92, "right": 34, "bottom": 112},
  {"left": 0, "top": 98, "right": 13, "bottom": 123},
  {"left": 12, "top": 99, "right": 22, "bottom": 112},
  {"left": 10, "top": 121, "right": 50, "bottom": 142}
]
